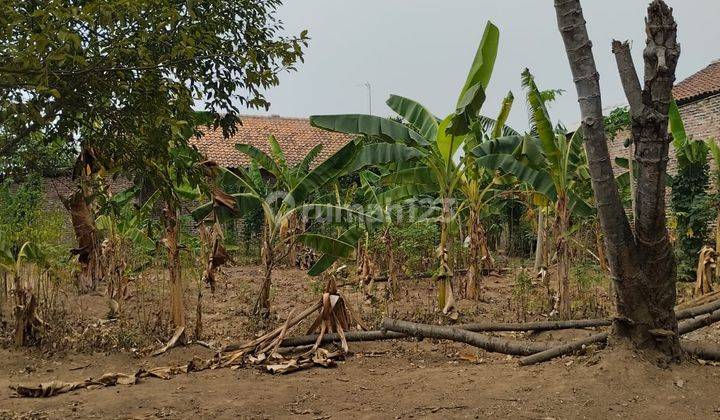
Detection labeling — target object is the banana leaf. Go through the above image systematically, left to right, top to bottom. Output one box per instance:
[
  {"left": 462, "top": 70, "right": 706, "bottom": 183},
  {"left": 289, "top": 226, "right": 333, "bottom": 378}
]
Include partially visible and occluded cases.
[
  {"left": 457, "top": 21, "right": 499, "bottom": 107},
  {"left": 522, "top": 69, "right": 560, "bottom": 165},
  {"left": 491, "top": 91, "right": 515, "bottom": 139},
  {"left": 386, "top": 95, "right": 439, "bottom": 141},
  {"left": 310, "top": 114, "right": 429, "bottom": 146},
  {"left": 436, "top": 115, "right": 465, "bottom": 165},
  {"left": 284, "top": 141, "right": 358, "bottom": 206},
  {"left": 348, "top": 142, "right": 424, "bottom": 172},
  {"left": 235, "top": 143, "right": 282, "bottom": 179},
  {"left": 476, "top": 153, "right": 557, "bottom": 200},
  {"left": 379, "top": 165, "right": 435, "bottom": 187},
  {"left": 376, "top": 183, "right": 439, "bottom": 206},
  {"left": 288, "top": 204, "right": 381, "bottom": 226},
  {"left": 307, "top": 226, "right": 363, "bottom": 276},
  {"left": 296, "top": 233, "right": 355, "bottom": 257}
]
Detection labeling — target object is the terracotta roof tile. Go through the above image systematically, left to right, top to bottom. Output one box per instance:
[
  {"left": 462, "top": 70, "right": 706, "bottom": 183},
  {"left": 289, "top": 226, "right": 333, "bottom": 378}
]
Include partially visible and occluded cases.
[
  {"left": 674, "top": 60, "right": 720, "bottom": 104},
  {"left": 191, "top": 115, "right": 352, "bottom": 168}
]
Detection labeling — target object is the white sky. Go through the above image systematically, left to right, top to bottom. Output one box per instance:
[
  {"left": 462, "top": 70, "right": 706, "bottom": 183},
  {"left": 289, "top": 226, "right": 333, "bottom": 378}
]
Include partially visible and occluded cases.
[{"left": 242, "top": 0, "right": 720, "bottom": 132}]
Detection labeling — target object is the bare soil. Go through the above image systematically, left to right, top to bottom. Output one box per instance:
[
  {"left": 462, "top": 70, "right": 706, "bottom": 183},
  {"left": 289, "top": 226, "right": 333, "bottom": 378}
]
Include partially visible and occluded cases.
[{"left": 2, "top": 264, "right": 720, "bottom": 419}]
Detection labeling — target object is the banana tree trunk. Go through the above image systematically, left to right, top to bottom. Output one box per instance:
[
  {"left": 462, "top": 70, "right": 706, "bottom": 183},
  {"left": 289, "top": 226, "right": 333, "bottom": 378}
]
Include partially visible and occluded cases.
[
  {"left": 65, "top": 188, "right": 101, "bottom": 293},
  {"left": 554, "top": 194, "right": 571, "bottom": 319},
  {"left": 438, "top": 198, "right": 456, "bottom": 315},
  {"left": 163, "top": 201, "right": 186, "bottom": 332},
  {"left": 465, "top": 207, "right": 483, "bottom": 300},
  {"left": 533, "top": 209, "right": 546, "bottom": 272},
  {"left": 254, "top": 224, "right": 274, "bottom": 318},
  {"left": 383, "top": 228, "right": 398, "bottom": 299}
]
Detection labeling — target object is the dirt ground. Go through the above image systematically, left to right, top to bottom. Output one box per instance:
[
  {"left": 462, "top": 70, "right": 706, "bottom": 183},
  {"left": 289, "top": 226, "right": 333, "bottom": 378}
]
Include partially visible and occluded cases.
[{"left": 2, "top": 264, "right": 720, "bottom": 419}]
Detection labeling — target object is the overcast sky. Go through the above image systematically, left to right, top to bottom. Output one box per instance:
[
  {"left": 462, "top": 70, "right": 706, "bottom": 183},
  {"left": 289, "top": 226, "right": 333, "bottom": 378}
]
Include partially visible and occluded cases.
[{"left": 243, "top": 0, "right": 720, "bottom": 132}]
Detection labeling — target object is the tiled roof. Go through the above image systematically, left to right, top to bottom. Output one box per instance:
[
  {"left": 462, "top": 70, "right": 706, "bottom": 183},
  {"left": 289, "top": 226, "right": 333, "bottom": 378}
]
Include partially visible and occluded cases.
[
  {"left": 674, "top": 60, "right": 720, "bottom": 104},
  {"left": 191, "top": 115, "right": 352, "bottom": 168}
]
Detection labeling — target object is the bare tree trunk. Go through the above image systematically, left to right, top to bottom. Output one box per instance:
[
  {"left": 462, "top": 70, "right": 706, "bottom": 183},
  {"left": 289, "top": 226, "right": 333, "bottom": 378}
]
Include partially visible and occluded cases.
[
  {"left": 554, "top": 0, "right": 681, "bottom": 358},
  {"left": 163, "top": 202, "right": 186, "bottom": 334},
  {"left": 533, "top": 209, "right": 546, "bottom": 272},
  {"left": 254, "top": 224, "right": 273, "bottom": 318}
]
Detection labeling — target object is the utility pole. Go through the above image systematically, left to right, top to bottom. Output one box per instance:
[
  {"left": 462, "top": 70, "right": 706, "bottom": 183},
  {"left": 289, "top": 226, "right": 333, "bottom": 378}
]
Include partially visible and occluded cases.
[{"left": 360, "top": 82, "right": 372, "bottom": 115}]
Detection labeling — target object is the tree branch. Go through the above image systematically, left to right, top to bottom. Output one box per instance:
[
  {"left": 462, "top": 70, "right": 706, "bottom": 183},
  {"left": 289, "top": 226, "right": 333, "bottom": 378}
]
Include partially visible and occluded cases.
[{"left": 611, "top": 40, "right": 644, "bottom": 118}]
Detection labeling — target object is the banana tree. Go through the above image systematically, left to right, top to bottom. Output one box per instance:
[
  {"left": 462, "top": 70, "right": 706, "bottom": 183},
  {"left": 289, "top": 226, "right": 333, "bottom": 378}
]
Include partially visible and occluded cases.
[
  {"left": 310, "top": 21, "right": 506, "bottom": 316},
  {"left": 473, "top": 69, "right": 592, "bottom": 319},
  {"left": 456, "top": 91, "right": 517, "bottom": 299},
  {"left": 193, "top": 136, "right": 419, "bottom": 317},
  {"left": 95, "top": 186, "right": 157, "bottom": 317},
  {"left": 0, "top": 240, "right": 44, "bottom": 346}
]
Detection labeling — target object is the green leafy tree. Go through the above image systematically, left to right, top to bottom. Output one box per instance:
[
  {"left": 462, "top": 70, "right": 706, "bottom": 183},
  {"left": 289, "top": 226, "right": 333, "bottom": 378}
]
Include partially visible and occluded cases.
[{"left": 1, "top": 0, "right": 308, "bottom": 293}]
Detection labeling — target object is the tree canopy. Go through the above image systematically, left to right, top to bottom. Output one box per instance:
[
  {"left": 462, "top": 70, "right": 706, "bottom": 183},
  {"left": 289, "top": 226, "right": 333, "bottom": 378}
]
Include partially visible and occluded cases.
[{"left": 0, "top": 0, "right": 308, "bottom": 180}]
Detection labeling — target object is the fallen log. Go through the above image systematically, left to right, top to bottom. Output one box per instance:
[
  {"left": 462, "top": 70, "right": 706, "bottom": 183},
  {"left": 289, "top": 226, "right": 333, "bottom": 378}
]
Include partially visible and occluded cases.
[
  {"left": 675, "top": 290, "right": 720, "bottom": 311},
  {"left": 676, "top": 294, "right": 720, "bottom": 320},
  {"left": 519, "top": 309, "right": 720, "bottom": 366},
  {"left": 678, "top": 309, "right": 720, "bottom": 334},
  {"left": 224, "top": 316, "right": 609, "bottom": 352},
  {"left": 279, "top": 318, "right": 610, "bottom": 347},
  {"left": 381, "top": 318, "right": 551, "bottom": 356},
  {"left": 457, "top": 318, "right": 611, "bottom": 332},
  {"left": 517, "top": 332, "right": 608, "bottom": 366},
  {"left": 681, "top": 341, "right": 720, "bottom": 361}
]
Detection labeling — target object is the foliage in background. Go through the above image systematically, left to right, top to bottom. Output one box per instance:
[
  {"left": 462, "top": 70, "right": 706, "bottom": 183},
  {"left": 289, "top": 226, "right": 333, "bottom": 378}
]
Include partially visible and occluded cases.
[
  {"left": 669, "top": 101, "right": 714, "bottom": 281},
  {"left": 604, "top": 106, "right": 631, "bottom": 142},
  {"left": 368, "top": 222, "right": 439, "bottom": 275}
]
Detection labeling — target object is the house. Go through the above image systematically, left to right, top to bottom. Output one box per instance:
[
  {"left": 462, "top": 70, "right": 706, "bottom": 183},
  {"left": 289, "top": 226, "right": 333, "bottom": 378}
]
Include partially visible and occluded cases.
[
  {"left": 608, "top": 59, "right": 720, "bottom": 175},
  {"left": 191, "top": 115, "right": 352, "bottom": 168}
]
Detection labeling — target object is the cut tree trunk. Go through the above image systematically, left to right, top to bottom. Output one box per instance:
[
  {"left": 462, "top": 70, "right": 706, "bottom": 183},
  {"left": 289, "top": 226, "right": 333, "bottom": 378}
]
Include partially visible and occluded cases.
[
  {"left": 554, "top": 0, "right": 682, "bottom": 359},
  {"left": 163, "top": 202, "right": 185, "bottom": 334}
]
